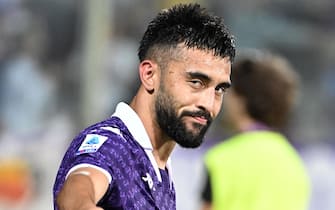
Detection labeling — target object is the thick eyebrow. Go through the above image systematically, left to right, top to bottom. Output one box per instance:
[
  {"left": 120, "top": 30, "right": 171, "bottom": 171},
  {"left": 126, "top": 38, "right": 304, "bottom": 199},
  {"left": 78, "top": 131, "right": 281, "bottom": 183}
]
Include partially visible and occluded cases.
[{"left": 187, "top": 71, "right": 231, "bottom": 89}]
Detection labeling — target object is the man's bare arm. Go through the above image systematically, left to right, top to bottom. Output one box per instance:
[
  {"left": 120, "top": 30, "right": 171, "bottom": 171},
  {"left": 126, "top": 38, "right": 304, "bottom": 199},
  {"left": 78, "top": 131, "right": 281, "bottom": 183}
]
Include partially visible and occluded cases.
[{"left": 56, "top": 167, "right": 109, "bottom": 210}]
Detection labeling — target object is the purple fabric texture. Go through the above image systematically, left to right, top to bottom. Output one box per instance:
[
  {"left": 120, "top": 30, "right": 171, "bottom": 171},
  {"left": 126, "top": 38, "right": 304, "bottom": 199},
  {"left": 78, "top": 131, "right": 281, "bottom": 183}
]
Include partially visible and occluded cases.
[{"left": 53, "top": 116, "right": 176, "bottom": 210}]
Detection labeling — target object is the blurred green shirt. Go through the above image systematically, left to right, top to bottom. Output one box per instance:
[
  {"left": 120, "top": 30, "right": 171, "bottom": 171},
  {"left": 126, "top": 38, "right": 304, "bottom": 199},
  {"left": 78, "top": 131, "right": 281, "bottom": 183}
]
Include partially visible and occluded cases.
[{"left": 205, "top": 131, "right": 310, "bottom": 210}]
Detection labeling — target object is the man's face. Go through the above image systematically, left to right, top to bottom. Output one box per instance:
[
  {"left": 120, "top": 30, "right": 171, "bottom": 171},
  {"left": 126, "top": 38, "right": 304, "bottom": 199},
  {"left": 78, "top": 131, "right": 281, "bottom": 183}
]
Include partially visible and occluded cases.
[
  {"left": 154, "top": 47, "right": 231, "bottom": 148},
  {"left": 155, "top": 85, "right": 212, "bottom": 148}
]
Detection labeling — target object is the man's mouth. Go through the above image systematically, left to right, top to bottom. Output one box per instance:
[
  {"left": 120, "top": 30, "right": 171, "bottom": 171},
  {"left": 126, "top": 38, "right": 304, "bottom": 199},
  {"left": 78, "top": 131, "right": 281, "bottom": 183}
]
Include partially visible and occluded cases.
[
  {"left": 181, "top": 110, "right": 212, "bottom": 126},
  {"left": 192, "top": 116, "right": 208, "bottom": 125}
]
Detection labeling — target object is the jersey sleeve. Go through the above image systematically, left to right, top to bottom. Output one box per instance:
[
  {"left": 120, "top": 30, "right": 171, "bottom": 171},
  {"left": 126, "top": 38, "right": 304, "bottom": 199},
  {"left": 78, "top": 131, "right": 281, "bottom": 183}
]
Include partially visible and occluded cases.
[{"left": 59, "top": 130, "right": 126, "bottom": 184}]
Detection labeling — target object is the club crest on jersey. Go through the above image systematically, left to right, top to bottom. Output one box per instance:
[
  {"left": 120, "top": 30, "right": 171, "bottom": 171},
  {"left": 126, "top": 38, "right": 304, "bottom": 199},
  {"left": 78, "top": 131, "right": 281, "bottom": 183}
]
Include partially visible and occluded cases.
[{"left": 76, "top": 134, "right": 108, "bottom": 155}]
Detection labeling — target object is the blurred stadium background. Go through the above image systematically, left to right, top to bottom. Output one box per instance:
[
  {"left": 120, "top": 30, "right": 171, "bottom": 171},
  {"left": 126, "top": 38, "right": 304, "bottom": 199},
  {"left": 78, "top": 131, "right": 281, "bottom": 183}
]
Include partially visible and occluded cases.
[{"left": 0, "top": 0, "right": 334, "bottom": 209}]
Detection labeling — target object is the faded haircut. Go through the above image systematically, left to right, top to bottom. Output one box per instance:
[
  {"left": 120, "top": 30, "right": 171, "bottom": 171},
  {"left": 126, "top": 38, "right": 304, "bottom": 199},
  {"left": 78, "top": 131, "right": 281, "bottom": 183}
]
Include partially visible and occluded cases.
[{"left": 138, "top": 3, "right": 235, "bottom": 65}]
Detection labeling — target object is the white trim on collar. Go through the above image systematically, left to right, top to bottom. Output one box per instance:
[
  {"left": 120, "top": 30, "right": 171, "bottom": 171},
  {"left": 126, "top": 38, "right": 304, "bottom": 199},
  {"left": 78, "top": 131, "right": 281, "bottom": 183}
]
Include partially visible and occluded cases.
[
  {"left": 112, "top": 102, "right": 173, "bottom": 185},
  {"left": 112, "top": 102, "right": 152, "bottom": 149}
]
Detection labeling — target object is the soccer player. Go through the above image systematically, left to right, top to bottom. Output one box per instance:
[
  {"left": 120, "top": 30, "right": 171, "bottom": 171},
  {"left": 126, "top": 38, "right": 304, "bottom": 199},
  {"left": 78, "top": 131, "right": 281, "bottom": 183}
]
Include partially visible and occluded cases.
[
  {"left": 53, "top": 3, "right": 235, "bottom": 210},
  {"left": 201, "top": 49, "right": 310, "bottom": 210}
]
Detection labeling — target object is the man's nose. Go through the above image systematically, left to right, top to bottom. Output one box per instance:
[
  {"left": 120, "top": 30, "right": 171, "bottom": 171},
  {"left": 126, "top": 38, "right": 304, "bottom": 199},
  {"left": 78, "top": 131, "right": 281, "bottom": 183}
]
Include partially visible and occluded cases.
[{"left": 196, "top": 89, "right": 217, "bottom": 117}]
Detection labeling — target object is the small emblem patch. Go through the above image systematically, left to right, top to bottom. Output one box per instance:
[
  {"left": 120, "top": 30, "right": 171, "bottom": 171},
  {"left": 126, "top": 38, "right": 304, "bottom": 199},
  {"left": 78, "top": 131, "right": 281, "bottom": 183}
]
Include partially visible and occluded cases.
[{"left": 76, "top": 134, "right": 108, "bottom": 155}]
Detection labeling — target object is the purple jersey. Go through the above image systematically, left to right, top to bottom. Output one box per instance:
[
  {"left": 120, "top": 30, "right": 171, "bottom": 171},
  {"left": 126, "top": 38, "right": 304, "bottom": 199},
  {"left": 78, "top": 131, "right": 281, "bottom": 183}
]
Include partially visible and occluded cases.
[{"left": 53, "top": 103, "right": 176, "bottom": 210}]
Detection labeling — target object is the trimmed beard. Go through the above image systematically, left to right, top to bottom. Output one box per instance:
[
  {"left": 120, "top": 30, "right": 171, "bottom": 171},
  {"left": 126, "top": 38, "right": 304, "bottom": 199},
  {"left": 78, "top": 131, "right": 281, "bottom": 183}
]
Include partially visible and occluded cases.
[{"left": 154, "top": 88, "right": 212, "bottom": 148}]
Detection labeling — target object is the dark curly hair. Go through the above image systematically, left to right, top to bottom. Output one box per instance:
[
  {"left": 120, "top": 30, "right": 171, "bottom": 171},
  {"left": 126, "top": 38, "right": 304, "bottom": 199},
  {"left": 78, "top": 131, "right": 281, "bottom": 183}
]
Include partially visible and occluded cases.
[
  {"left": 138, "top": 3, "right": 235, "bottom": 64},
  {"left": 231, "top": 50, "right": 299, "bottom": 128}
]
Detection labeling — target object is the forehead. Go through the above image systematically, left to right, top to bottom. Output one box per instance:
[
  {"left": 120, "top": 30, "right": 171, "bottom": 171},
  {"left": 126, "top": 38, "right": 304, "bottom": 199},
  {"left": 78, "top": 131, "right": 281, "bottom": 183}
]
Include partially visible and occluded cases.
[{"left": 166, "top": 47, "right": 232, "bottom": 78}]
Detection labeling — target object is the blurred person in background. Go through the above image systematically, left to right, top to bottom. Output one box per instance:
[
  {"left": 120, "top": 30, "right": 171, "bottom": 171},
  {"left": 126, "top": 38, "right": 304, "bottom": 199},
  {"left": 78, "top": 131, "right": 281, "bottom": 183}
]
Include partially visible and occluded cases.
[
  {"left": 0, "top": 1, "right": 79, "bottom": 209},
  {"left": 53, "top": 3, "right": 235, "bottom": 210},
  {"left": 0, "top": 4, "right": 53, "bottom": 210},
  {"left": 200, "top": 49, "right": 310, "bottom": 210}
]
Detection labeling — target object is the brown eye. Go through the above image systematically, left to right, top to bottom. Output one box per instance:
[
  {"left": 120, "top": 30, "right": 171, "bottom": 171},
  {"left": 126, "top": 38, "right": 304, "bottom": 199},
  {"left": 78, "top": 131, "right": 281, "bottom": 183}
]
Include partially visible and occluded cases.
[
  {"left": 189, "top": 80, "right": 203, "bottom": 89},
  {"left": 215, "top": 86, "right": 226, "bottom": 95}
]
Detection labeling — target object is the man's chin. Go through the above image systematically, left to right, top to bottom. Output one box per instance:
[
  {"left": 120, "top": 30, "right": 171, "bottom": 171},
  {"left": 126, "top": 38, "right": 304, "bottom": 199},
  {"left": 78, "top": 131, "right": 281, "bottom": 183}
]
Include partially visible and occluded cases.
[
  {"left": 176, "top": 137, "right": 203, "bottom": 148},
  {"left": 179, "top": 142, "right": 202, "bottom": 148}
]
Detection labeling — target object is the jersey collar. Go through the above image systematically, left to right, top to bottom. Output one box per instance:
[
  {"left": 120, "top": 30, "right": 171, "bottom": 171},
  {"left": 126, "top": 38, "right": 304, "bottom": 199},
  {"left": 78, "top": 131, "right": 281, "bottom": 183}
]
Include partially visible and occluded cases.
[
  {"left": 112, "top": 102, "right": 173, "bottom": 184},
  {"left": 112, "top": 102, "right": 152, "bottom": 149}
]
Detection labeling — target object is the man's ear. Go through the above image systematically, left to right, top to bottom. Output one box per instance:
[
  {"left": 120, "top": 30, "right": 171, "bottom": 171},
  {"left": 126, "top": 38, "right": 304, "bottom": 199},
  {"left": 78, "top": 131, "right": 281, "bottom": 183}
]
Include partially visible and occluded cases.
[{"left": 139, "top": 60, "right": 158, "bottom": 93}]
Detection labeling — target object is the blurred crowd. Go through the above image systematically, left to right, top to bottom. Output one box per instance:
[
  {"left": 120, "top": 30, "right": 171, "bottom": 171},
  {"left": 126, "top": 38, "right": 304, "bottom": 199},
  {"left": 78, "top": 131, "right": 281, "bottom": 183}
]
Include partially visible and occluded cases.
[{"left": 0, "top": 0, "right": 334, "bottom": 210}]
